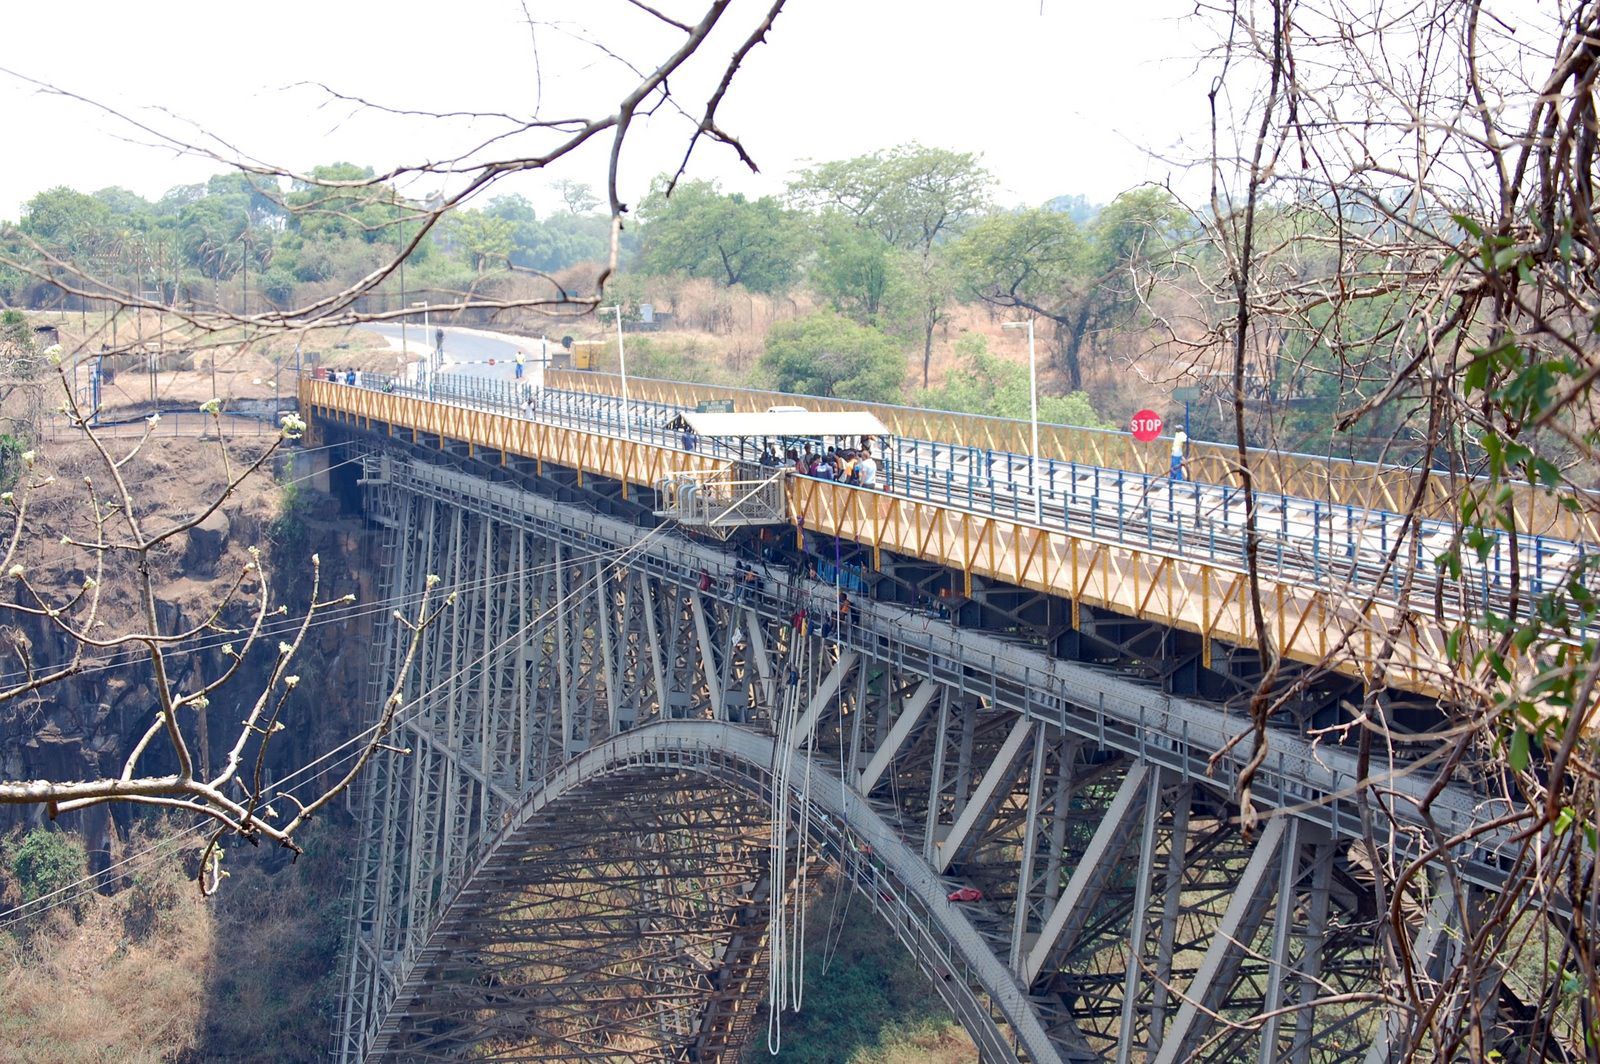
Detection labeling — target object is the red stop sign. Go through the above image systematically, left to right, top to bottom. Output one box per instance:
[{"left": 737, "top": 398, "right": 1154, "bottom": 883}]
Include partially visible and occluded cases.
[{"left": 1130, "top": 409, "right": 1164, "bottom": 442}]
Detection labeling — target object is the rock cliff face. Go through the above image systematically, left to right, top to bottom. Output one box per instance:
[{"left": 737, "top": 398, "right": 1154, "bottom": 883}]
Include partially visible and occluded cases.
[{"left": 0, "top": 440, "right": 379, "bottom": 878}]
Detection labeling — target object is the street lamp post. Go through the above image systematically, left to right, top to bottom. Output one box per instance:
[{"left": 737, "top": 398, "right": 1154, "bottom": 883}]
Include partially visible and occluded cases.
[
  {"left": 412, "top": 301, "right": 430, "bottom": 377},
  {"left": 606, "top": 305, "right": 632, "bottom": 440},
  {"left": 1003, "top": 318, "right": 1043, "bottom": 524}
]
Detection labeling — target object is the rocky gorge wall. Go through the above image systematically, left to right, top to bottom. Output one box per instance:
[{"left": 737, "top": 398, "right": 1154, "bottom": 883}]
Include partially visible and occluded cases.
[{"left": 0, "top": 439, "right": 380, "bottom": 882}]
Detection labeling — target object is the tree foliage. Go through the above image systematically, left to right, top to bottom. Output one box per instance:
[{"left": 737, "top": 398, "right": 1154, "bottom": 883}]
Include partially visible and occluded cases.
[
  {"left": 790, "top": 143, "right": 991, "bottom": 255},
  {"left": 792, "top": 144, "right": 992, "bottom": 386},
  {"left": 637, "top": 179, "right": 803, "bottom": 293},
  {"left": 956, "top": 187, "right": 1185, "bottom": 390},
  {"left": 807, "top": 216, "right": 913, "bottom": 328},
  {"left": 759, "top": 311, "right": 905, "bottom": 402},
  {"left": 917, "top": 333, "right": 1107, "bottom": 427},
  {"left": 7, "top": 827, "right": 86, "bottom": 905}
]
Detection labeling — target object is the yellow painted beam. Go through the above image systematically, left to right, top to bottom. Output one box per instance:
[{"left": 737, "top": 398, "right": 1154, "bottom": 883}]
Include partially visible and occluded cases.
[{"left": 304, "top": 379, "right": 1456, "bottom": 697}]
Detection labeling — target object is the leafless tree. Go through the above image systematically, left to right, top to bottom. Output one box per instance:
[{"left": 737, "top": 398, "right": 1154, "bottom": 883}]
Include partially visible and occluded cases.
[
  {"left": 0, "top": 0, "right": 791, "bottom": 888},
  {"left": 1185, "top": 0, "right": 1600, "bottom": 1056}
]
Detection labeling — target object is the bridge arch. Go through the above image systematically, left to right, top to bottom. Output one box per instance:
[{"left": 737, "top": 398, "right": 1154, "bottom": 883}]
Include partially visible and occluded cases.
[{"left": 368, "top": 721, "right": 1059, "bottom": 1062}]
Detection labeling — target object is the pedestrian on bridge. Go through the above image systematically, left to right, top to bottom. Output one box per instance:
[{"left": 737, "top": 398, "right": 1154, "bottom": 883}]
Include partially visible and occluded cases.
[
  {"left": 515, "top": 350, "right": 526, "bottom": 379},
  {"left": 1170, "top": 428, "right": 1189, "bottom": 482},
  {"left": 857, "top": 450, "right": 879, "bottom": 490}
]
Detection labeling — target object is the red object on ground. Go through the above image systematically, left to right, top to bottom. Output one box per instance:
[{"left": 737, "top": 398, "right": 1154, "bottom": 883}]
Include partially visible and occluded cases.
[
  {"left": 1130, "top": 409, "right": 1164, "bottom": 442},
  {"left": 947, "top": 886, "right": 983, "bottom": 903}
]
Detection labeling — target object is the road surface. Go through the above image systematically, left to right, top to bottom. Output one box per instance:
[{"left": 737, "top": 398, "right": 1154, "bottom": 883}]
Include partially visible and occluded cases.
[{"left": 361, "top": 324, "right": 548, "bottom": 385}]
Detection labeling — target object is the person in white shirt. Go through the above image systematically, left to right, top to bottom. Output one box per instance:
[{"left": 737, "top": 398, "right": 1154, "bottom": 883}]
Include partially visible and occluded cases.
[
  {"left": 1170, "top": 429, "right": 1189, "bottom": 482},
  {"left": 857, "top": 452, "right": 879, "bottom": 489}
]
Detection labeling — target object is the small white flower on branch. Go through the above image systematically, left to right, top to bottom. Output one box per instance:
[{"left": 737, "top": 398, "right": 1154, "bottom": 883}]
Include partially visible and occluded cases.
[
  {"left": 199, "top": 398, "right": 222, "bottom": 416},
  {"left": 147, "top": 412, "right": 162, "bottom": 426},
  {"left": 279, "top": 413, "right": 306, "bottom": 439},
  {"left": 21, "top": 451, "right": 35, "bottom": 468},
  {"left": 1, "top": 492, "right": 13, "bottom": 505},
  {"left": 58, "top": 535, "right": 71, "bottom": 546},
  {"left": 7, "top": 565, "right": 23, "bottom": 579},
  {"left": 426, "top": 573, "right": 441, "bottom": 588},
  {"left": 83, "top": 577, "right": 97, "bottom": 590},
  {"left": 342, "top": 593, "right": 357, "bottom": 603},
  {"left": 277, "top": 641, "right": 293, "bottom": 656},
  {"left": 222, "top": 643, "right": 236, "bottom": 657},
  {"left": 284, "top": 675, "right": 301, "bottom": 688},
  {"left": 189, "top": 695, "right": 210, "bottom": 710},
  {"left": 263, "top": 806, "right": 279, "bottom": 819}
]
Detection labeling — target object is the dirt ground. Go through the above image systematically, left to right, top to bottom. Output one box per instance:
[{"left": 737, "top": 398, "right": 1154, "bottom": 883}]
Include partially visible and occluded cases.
[{"left": 30, "top": 311, "right": 397, "bottom": 418}]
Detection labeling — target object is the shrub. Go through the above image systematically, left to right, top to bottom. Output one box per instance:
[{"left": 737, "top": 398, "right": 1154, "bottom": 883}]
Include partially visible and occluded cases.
[
  {"left": 759, "top": 311, "right": 906, "bottom": 403},
  {"left": 7, "top": 828, "right": 86, "bottom": 906}
]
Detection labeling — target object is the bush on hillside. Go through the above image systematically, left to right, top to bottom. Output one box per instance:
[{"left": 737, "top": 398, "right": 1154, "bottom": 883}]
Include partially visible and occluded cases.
[
  {"left": 759, "top": 311, "right": 906, "bottom": 403},
  {"left": 7, "top": 828, "right": 86, "bottom": 906}
]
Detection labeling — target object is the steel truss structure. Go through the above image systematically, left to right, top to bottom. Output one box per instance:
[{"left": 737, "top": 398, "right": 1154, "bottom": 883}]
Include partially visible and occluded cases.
[{"left": 336, "top": 446, "right": 1522, "bottom": 1063}]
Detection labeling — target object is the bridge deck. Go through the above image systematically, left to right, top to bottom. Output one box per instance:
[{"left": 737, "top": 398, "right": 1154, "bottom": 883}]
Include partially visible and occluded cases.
[
  {"left": 549, "top": 369, "right": 1597, "bottom": 542},
  {"left": 301, "top": 377, "right": 1491, "bottom": 698}
]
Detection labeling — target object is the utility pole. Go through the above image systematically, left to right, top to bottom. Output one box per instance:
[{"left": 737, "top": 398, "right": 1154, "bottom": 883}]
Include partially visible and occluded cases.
[
  {"left": 606, "top": 305, "right": 632, "bottom": 440},
  {"left": 1002, "top": 318, "right": 1042, "bottom": 524}
]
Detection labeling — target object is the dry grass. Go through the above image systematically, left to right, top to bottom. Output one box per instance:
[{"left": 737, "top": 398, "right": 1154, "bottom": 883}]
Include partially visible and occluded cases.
[
  {"left": 0, "top": 815, "right": 353, "bottom": 1064},
  {"left": 0, "top": 833, "right": 212, "bottom": 1064}
]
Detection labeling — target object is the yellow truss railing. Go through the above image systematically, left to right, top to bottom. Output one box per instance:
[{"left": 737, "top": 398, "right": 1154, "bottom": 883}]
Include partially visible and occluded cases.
[
  {"left": 549, "top": 370, "right": 1594, "bottom": 543},
  {"left": 305, "top": 378, "right": 1459, "bottom": 697}
]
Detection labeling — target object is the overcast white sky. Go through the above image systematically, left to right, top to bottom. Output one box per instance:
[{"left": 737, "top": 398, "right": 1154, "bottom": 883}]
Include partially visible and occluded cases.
[{"left": 0, "top": 0, "right": 1214, "bottom": 222}]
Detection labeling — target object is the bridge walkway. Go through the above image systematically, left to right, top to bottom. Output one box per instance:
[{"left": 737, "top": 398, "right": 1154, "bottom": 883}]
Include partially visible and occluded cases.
[{"left": 302, "top": 374, "right": 1593, "bottom": 699}]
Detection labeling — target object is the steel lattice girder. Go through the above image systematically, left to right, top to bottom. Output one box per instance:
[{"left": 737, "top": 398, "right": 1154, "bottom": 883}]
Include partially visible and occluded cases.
[{"left": 332, "top": 448, "right": 1522, "bottom": 1064}]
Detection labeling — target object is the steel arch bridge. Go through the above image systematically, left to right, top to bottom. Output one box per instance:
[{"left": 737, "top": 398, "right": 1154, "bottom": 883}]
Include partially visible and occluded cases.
[{"left": 334, "top": 447, "right": 1523, "bottom": 1063}]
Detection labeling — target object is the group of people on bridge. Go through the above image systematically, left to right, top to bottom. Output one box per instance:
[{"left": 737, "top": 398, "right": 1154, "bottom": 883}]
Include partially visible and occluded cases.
[{"left": 761, "top": 443, "right": 880, "bottom": 489}]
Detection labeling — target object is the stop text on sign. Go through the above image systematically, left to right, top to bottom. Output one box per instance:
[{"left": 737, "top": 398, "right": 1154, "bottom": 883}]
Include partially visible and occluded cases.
[{"left": 1130, "top": 410, "right": 1163, "bottom": 442}]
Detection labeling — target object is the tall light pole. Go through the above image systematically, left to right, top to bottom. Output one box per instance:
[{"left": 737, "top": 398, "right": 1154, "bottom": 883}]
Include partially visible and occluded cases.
[
  {"left": 412, "top": 301, "right": 429, "bottom": 379},
  {"left": 606, "top": 305, "right": 632, "bottom": 440},
  {"left": 1003, "top": 318, "right": 1043, "bottom": 524}
]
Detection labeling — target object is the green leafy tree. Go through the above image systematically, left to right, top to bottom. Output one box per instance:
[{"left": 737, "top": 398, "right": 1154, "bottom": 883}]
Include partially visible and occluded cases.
[
  {"left": 791, "top": 143, "right": 992, "bottom": 252},
  {"left": 792, "top": 144, "right": 993, "bottom": 385},
  {"left": 285, "top": 163, "right": 404, "bottom": 246},
  {"left": 551, "top": 178, "right": 599, "bottom": 215},
  {"left": 637, "top": 179, "right": 802, "bottom": 293},
  {"left": 18, "top": 187, "right": 112, "bottom": 246},
  {"left": 956, "top": 187, "right": 1186, "bottom": 391},
  {"left": 485, "top": 194, "right": 618, "bottom": 272},
  {"left": 444, "top": 209, "right": 516, "bottom": 274},
  {"left": 808, "top": 215, "right": 914, "bottom": 327},
  {"left": 759, "top": 311, "right": 905, "bottom": 402},
  {"left": 918, "top": 333, "right": 1108, "bottom": 427},
  {"left": 7, "top": 827, "right": 86, "bottom": 905}
]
